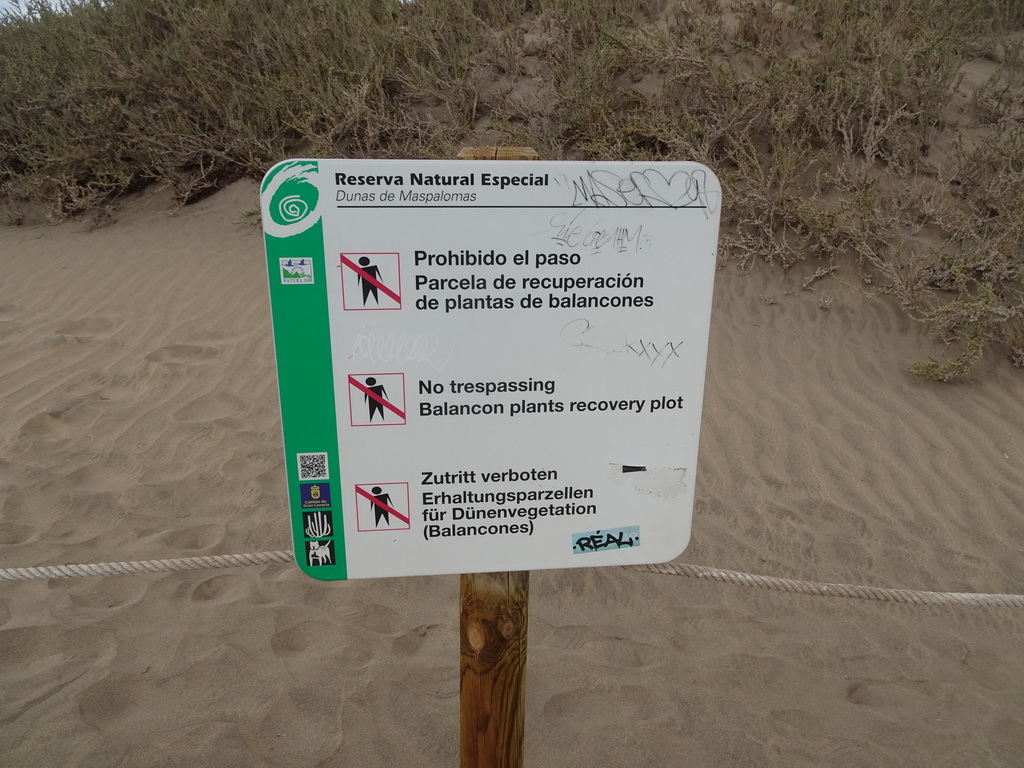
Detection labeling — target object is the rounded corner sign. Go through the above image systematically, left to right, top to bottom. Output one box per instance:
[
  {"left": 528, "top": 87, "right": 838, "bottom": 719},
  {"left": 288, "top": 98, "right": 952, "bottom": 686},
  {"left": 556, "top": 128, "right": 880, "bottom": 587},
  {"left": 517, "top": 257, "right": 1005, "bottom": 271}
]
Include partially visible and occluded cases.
[{"left": 261, "top": 159, "right": 721, "bottom": 580}]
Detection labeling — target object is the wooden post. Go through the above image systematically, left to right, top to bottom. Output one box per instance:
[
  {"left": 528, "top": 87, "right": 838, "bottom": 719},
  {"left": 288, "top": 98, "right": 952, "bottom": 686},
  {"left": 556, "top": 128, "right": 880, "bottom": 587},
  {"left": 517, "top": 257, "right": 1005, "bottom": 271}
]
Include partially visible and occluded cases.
[
  {"left": 457, "top": 146, "right": 537, "bottom": 768},
  {"left": 460, "top": 571, "right": 530, "bottom": 768}
]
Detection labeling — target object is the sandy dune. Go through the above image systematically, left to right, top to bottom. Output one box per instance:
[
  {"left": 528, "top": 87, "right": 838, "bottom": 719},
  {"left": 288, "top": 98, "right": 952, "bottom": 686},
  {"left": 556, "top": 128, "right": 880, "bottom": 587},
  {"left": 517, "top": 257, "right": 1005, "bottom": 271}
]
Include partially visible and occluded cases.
[{"left": 1, "top": 182, "right": 1023, "bottom": 767}]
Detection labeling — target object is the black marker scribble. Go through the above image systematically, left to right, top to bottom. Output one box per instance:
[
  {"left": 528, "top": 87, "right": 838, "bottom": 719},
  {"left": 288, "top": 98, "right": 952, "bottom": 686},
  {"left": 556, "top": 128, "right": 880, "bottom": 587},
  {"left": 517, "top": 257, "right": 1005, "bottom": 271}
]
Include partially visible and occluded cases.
[
  {"left": 556, "top": 168, "right": 720, "bottom": 215},
  {"left": 539, "top": 209, "right": 653, "bottom": 254},
  {"left": 560, "top": 318, "right": 684, "bottom": 368},
  {"left": 625, "top": 339, "right": 683, "bottom": 367},
  {"left": 573, "top": 530, "right": 639, "bottom": 552}
]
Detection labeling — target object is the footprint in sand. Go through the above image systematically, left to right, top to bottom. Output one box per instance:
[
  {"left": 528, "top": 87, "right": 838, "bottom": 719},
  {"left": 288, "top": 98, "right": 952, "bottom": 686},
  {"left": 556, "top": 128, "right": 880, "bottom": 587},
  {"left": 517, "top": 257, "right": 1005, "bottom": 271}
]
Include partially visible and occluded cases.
[
  {"left": 55, "top": 315, "right": 120, "bottom": 340},
  {"left": 145, "top": 343, "right": 220, "bottom": 365},
  {"left": 172, "top": 392, "right": 247, "bottom": 423},
  {"left": 20, "top": 398, "right": 102, "bottom": 441},
  {"left": 20, "top": 411, "right": 73, "bottom": 440},
  {"left": 213, "top": 417, "right": 251, "bottom": 433},
  {"left": 65, "top": 462, "right": 131, "bottom": 493},
  {"left": 137, "top": 466, "right": 191, "bottom": 487},
  {"left": 256, "top": 468, "right": 286, "bottom": 497},
  {"left": 0, "top": 521, "right": 35, "bottom": 545},
  {"left": 157, "top": 524, "right": 226, "bottom": 551},
  {"left": 188, "top": 574, "right": 253, "bottom": 604},
  {"left": 68, "top": 578, "right": 148, "bottom": 615},
  {"left": 327, "top": 602, "right": 399, "bottom": 634},
  {"left": 271, "top": 621, "right": 344, "bottom": 655},
  {"left": 271, "top": 622, "right": 375, "bottom": 667},
  {"left": 392, "top": 623, "right": 440, "bottom": 656},
  {"left": 0, "top": 624, "right": 110, "bottom": 670},
  {"left": 542, "top": 624, "right": 662, "bottom": 668},
  {"left": 77, "top": 678, "right": 147, "bottom": 729},
  {"left": 844, "top": 679, "right": 940, "bottom": 715},
  {"left": 542, "top": 684, "right": 661, "bottom": 726},
  {"left": 823, "top": 739, "right": 882, "bottom": 768}
]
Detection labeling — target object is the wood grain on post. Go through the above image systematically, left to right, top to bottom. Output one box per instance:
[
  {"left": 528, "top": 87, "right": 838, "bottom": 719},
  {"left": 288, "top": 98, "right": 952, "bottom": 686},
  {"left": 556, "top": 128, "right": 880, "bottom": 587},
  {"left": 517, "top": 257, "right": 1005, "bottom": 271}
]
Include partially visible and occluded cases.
[
  {"left": 457, "top": 146, "right": 536, "bottom": 768},
  {"left": 460, "top": 571, "right": 530, "bottom": 768}
]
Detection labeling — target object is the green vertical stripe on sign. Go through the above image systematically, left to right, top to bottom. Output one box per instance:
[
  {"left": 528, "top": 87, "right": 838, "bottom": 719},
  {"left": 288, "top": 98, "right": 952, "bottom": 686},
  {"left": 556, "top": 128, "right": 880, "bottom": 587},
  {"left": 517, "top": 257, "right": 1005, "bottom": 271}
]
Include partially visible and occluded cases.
[{"left": 264, "top": 219, "right": 347, "bottom": 580}]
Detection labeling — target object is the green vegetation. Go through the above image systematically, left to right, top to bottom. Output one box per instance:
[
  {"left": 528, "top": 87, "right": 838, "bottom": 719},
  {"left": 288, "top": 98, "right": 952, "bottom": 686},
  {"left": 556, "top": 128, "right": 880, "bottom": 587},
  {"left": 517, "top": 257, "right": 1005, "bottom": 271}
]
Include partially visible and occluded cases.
[{"left": 1, "top": 0, "right": 1022, "bottom": 378}]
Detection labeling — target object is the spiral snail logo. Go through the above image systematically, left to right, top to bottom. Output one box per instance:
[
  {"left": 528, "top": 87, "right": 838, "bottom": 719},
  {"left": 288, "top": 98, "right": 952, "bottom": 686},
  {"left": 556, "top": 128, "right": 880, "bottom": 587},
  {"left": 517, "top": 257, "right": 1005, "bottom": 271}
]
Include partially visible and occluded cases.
[{"left": 261, "top": 160, "right": 322, "bottom": 238}]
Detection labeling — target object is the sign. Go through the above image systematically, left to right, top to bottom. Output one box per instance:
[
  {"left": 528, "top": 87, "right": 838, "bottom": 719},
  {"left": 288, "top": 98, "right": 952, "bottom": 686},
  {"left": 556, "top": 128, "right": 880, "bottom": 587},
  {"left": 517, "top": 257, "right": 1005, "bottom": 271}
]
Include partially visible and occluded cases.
[
  {"left": 261, "top": 159, "right": 721, "bottom": 580},
  {"left": 347, "top": 373, "right": 407, "bottom": 426}
]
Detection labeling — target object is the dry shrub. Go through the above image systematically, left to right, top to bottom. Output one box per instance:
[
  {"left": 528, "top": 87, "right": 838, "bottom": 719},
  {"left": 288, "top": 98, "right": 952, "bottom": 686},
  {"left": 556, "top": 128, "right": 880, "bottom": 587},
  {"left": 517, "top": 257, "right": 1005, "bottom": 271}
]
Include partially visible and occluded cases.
[{"left": 1, "top": 0, "right": 1022, "bottom": 377}]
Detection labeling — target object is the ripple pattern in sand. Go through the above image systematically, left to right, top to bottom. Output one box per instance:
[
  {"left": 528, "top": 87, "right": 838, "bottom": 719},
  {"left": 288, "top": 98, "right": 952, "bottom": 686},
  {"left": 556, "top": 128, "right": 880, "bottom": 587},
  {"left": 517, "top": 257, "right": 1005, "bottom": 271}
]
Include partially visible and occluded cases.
[{"left": 2, "top": 188, "right": 1023, "bottom": 768}]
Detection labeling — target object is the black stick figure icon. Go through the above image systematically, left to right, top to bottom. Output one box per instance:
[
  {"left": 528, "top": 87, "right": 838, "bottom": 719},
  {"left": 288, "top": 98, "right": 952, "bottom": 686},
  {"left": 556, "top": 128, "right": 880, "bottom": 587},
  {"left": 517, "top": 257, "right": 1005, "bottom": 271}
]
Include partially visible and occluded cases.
[
  {"left": 357, "top": 256, "right": 382, "bottom": 305},
  {"left": 363, "top": 377, "right": 389, "bottom": 421},
  {"left": 371, "top": 486, "right": 393, "bottom": 526}
]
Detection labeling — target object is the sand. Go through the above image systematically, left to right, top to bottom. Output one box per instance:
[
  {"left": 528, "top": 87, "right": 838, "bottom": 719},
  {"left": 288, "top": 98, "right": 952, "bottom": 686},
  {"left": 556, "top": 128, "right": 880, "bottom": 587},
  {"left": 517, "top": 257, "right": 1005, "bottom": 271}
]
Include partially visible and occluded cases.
[{"left": 1, "top": 180, "right": 1023, "bottom": 767}]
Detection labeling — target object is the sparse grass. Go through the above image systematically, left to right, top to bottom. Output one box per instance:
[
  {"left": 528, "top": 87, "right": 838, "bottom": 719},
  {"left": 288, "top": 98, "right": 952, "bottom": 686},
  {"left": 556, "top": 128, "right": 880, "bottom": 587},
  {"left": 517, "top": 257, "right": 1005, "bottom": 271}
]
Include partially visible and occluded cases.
[{"left": 1, "top": 0, "right": 1022, "bottom": 379}]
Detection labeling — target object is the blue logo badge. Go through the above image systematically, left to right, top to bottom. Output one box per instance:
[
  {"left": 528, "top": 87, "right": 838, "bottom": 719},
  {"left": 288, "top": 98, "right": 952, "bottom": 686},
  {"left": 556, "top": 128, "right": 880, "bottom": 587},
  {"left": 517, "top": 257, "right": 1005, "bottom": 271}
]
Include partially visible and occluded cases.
[{"left": 300, "top": 482, "right": 331, "bottom": 509}]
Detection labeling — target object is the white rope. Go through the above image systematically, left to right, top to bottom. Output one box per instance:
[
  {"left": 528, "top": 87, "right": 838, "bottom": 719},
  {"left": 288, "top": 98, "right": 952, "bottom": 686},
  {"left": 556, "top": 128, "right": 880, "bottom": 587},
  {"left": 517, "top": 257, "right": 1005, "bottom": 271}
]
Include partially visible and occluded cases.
[
  {"left": 0, "top": 551, "right": 292, "bottom": 581},
  {"left": 1, "top": 551, "right": 1022, "bottom": 609},
  {"left": 627, "top": 562, "right": 1024, "bottom": 609}
]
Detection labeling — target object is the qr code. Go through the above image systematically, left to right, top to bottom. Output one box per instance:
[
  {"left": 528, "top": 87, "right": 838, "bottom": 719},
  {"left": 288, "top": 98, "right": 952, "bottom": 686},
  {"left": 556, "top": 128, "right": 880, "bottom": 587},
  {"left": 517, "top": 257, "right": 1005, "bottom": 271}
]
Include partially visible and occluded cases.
[{"left": 297, "top": 452, "right": 329, "bottom": 481}]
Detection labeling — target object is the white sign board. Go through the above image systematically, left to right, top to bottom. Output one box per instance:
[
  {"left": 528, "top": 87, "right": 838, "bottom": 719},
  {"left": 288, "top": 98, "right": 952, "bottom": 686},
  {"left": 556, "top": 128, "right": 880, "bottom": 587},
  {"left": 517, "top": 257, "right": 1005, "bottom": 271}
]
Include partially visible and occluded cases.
[{"left": 262, "top": 159, "right": 721, "bottom": 580}]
